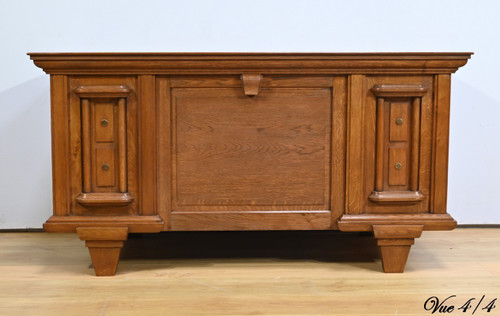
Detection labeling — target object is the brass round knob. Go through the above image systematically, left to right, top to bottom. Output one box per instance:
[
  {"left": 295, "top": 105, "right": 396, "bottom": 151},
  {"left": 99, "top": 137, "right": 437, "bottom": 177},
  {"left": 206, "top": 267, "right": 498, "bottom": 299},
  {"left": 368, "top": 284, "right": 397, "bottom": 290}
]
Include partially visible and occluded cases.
[
  {"left": 396, "top": 117, "right": 403, "bottom": 125},
  {"left": 101, "top": 119, "right": 109, "bottom": 127},
  {"left": 395, "top": 162, "right": 402, "bottom": 170},
  {"left": 101, "top": 164, "right": 110, "bottom": 171}
]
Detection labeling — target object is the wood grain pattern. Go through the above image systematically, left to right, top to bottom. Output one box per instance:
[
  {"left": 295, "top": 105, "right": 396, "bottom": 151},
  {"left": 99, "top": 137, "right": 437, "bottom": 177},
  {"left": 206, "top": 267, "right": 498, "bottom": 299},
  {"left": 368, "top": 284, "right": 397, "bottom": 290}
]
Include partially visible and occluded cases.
[
  {"left": 30, "top": 53, "right": 470, "bottom": 275},
  {"left": 346, "top": 75, "right": 365, "bottom": 214},
  {"left": 330, "top": 76, "right": 347, "bottom": 229},
  {"left": 156, "top": 77, "right": 172, "bottom": 230},
  {"left": 171, "top": 82, "right": 332, "bottom": 211},
  {"left": 171, "top": 211, "right": 331, "bottom": 231}
]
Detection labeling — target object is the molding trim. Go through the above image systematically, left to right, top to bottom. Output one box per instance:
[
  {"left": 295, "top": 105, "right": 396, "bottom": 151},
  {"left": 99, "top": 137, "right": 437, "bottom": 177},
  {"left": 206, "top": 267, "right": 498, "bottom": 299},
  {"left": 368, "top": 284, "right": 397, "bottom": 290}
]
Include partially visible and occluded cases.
[
  {"left": 28, "top": 52, "right": 473, "bottom": 75},
  {"left": 338, "top": 213, "right": 457, "bottom": 231},
  {"left": 43, "top": 215, "right": 164, "bottom": 233}
]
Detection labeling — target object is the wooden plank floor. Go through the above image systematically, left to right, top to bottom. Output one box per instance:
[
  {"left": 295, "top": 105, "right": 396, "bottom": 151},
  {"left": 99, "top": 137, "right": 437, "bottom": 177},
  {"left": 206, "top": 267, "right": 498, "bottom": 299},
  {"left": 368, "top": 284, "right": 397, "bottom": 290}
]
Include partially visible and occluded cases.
[{"left": 0, "top": 228, "right": 499, "bottom": 315}]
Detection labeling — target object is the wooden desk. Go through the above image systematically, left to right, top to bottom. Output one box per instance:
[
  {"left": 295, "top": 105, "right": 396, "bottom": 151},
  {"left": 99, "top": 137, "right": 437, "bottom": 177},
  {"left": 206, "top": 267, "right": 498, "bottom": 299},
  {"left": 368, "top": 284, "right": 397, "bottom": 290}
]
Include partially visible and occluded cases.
[{"left": 29, "top": 52, "right": 471, "bottom": 275}]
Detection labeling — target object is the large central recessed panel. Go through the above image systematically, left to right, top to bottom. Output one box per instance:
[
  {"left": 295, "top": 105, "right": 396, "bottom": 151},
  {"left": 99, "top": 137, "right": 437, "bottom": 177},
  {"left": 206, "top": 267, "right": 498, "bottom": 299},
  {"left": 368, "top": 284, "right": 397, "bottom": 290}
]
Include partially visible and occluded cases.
[{"left": 172, "top": 88, "right": 331, "bottom": 211}]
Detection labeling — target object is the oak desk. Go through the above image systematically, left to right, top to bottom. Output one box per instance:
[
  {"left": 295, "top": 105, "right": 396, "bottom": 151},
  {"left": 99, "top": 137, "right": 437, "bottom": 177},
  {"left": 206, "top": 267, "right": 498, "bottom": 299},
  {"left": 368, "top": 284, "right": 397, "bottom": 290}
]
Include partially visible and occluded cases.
[{"left": 29, "top": 52, "right": 471, "bottom": 275}]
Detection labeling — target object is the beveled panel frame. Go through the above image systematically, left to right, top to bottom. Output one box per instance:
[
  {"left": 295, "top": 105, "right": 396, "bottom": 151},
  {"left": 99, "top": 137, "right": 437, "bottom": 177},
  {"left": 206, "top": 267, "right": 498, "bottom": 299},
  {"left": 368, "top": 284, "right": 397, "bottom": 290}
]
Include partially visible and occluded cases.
[
  {"left": 157, "top": 75, "right": 348, "bottom": 231},
  {"left": 68, "top": 77, "right": 139, "bottom": 215},
  {"left": 368, "top": 84, "right": 428, "bottom": 204},
  {"left": 75, "top": 86, "right": 131, "bottom": 197}
]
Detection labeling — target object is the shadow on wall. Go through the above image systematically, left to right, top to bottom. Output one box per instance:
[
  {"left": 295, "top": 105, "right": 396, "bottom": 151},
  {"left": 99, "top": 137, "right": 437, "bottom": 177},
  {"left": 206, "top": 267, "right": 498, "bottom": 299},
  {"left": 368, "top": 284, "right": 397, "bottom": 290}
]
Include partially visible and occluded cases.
[
  {"left": 0, "top": 76, "right": 52, "bottom": 229},
  {"left": 448, "top": 79, "right": 500, "bottom": 224}
]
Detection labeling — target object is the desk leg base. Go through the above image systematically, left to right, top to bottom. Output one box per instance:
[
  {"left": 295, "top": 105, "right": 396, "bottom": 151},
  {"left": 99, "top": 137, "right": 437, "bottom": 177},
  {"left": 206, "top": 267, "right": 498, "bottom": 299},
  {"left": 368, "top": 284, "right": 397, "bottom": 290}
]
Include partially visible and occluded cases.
[
  {"left": 373, "top": 225, "right": 424, "bottom": 273},
  {"left": 76, "top": 227, "right": 129, "bottom": 276}
]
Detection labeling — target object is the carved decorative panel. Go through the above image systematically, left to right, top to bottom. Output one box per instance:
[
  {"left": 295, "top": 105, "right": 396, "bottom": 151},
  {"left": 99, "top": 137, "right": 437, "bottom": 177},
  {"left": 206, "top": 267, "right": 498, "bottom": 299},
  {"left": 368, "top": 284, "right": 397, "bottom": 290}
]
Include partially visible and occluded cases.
[
  {"left": 368, "top": 84, "right": 428, "bottom": 204},
  {"left": 74, "top": 85, "right": 134, "bottom": 207}
]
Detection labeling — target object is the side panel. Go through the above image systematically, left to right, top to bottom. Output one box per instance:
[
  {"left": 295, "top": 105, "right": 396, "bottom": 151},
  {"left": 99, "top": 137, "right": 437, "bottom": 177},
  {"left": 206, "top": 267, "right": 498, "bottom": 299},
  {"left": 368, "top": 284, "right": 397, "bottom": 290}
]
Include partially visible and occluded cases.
[
  {"left": 431, "top": 74, "right": 452, "bottom": 213},
  {"left": 50, "top": 75, "right": 70, "bottom": 216}
]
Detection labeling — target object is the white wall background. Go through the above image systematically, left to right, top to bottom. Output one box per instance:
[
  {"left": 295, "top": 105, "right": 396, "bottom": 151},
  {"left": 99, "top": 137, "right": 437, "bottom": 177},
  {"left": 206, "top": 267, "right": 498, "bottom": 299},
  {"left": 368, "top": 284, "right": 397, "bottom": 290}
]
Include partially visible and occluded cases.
[{"left": 1, "top": 0, "right": 499, "bottom": 228}]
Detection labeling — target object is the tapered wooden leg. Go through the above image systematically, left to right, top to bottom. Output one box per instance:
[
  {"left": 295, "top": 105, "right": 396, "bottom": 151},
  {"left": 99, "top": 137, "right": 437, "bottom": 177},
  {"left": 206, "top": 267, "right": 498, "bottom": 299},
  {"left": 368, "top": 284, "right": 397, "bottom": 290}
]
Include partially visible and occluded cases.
[
  {"left": 373, "top": 225, "right": 423, "bottom": 273},
  {"left": 76, "top": 227, "right": 128, "bottom": 276}
]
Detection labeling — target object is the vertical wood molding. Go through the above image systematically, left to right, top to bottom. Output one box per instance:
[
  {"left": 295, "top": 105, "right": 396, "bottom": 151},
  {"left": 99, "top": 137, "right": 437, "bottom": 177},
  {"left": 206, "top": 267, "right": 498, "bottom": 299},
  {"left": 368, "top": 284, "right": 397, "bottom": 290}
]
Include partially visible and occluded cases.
[
  {"left": 431, "top": 74, "right": 451, "bottom": 213},
  {"left": 50, "top": 75, "right": 70, "bottom": 216},
  {"left": 138, "top": 75, "right": 157, "bottom": 215},
  {"left": 346, "top": 75, "right": 365, "bottom": 214},
  {"left": 331, "top": 76, "right": 348, "bottom": 228},
  {"left": 156, "top": 77, "right": 172, "bottom": 230},
  {"left": 375, "top": 97, "right": 385, "bottom": 191},
  {"left": 410, "top": 97, "right": 421, "bottom": 191},
  {"left": 81, "top": 98, "right": 91, "bottom": 193},
  {"left": 118, "top": 98, "right": 127, "bottom": 193}
]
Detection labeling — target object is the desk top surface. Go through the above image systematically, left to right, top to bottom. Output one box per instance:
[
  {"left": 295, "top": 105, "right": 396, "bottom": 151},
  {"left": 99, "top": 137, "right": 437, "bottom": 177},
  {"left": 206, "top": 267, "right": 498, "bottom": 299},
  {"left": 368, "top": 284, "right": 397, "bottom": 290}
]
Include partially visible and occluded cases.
[{"left": 28, "top": 52, "right": 472, "bottom": 75}]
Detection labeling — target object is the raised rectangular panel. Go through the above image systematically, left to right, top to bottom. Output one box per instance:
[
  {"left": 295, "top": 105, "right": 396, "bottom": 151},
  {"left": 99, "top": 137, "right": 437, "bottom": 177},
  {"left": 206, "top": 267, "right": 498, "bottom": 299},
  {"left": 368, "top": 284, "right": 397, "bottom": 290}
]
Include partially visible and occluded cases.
[
  {"left": 74, "top": 84, "right": 134, "bottom": 207},
  {"left": 171, "top": 84, "right": 332, "bottom": 211},
  {"left": 369, "top": 84, "right": 427, "bottom": 205},
  {"left": 389, "top": 102, "right": 409, "bottom": 142},
  {"left": 94, "top": 103, "right": 114, "bottom": 142},
  {"left": 95, "top": 146, "right": 116, "bottom": 187},
  {"left": 388, "top": 147, "right": 408, "bottom": 186}
]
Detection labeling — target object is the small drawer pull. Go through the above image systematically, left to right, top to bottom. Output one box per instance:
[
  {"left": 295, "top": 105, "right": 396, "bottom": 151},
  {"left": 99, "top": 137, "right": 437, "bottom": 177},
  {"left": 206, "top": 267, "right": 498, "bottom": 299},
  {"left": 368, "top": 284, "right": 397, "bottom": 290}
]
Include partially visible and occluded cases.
[
  {"left": 396, "top": 117, "right": 403, "bottom": 125},
  {"left": 101, "top": 119, "right": 109, "bottom": 127},
  {"left": 395, "top": 162, "right": 403, "bottom": 170},
  {"left": 101, "top": 164, "right": 110, "bottom": 171}
]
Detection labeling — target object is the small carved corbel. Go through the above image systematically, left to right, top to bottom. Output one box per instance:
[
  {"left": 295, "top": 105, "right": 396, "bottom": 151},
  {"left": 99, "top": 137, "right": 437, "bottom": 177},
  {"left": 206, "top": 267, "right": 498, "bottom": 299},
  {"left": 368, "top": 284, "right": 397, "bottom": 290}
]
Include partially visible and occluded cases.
[{"left": 241, "top": 73, "right": 262, "bottom": 96}]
